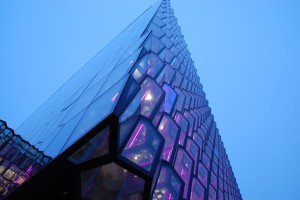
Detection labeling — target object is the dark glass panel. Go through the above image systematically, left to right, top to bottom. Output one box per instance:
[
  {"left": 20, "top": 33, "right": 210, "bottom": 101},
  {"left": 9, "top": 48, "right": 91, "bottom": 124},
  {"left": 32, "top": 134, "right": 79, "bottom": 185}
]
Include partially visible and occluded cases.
[
  {"left": 68, "top": 126, "right": 110, "bottom": 164},
  {"left": 81, "top": 163, "right": 145, "bottom": 200}
]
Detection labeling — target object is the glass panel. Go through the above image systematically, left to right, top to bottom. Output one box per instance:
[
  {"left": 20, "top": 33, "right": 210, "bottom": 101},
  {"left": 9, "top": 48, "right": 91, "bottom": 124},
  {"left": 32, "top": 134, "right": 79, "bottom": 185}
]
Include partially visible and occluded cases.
[
  {"left": 147, "top": 53, "right": 164, "bottom": 78},
  {"left": 131, "top": 54, "right": 148, "bottom": 83},
  {"left": 61, "top": 76, "right": 128, "bottom": 152},
  {"left": 140, "top": 77, "right": 164, "bottom": 119},
  {"left": 162, "top": 83, "right": 177, "bottom": 114},
  {"left": 119, "top": 91, "right": 141, "bottom": 123},
  {"left": 184, "top": 111, "right": 195, "bottom": 137},
  {"left": 174, "top": 112, "right": 189, "bottom": 146},
  {"left": 158, "top": 114, "right": 179, "bottom": 162},
  {"left": 121, "top": 119, "right": 163, "bottom": 173},
  {"left": 68, "top": 126, "right": 110, "bottom": 164},
  {"left": 186, "top": 139, "right": 199, "bottom": 174},
  {"left": 174, "top": 148, "right": 193, "bottom": 199},
  {"left": 81, "top": 163, "right": 145, "bottom": 200},
  {"left": 152, "top": 163, "right": 183, "bottom": 200},
  {"left": 198, "top": 163, "right": 208, "bottom": 188},
  {"left": 210, "top": 172, "right": 218, "bottom": 190},
  {"left": 190, "top": 178, "right": 205, "bottom": 200},
  {"left": 209, "top": 185, "right": 217, "bottom": 200}
]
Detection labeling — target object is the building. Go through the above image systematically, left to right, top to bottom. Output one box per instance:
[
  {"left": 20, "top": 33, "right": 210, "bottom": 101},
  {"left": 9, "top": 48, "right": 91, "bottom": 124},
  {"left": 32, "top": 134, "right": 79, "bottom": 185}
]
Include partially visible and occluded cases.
[{"left": 2, "top": 0, "right": 242, "bottom": 199}]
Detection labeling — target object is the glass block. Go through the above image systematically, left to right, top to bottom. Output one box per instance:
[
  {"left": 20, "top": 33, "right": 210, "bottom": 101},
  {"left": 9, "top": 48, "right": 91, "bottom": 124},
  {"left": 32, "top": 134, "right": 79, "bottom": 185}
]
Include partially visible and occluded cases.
[
  {"left": 152, "top": 16, "right": 166, "bottom": 28},
  {"left": 147, "top": 23, "right": 166, "bottom": 38},
  {"left": 151, "top": 36, "right": 165, "bottom": 54},
  {"left": 164, "top": 49, "right": 174, "bottom": 63},
  {"left": 147, "top": 53, "right": 165, "bottom": 78},
  {"left": 131, "top": 54, "right": 148, "bottom": 83},
  {"left": 171, "top": 57, "right": 180, "bottom": 69},
  {"left": 164, "top": 64, "right": 175, "bottom": 84},
  {"left": 173, "top": 73, "right": 183, "bottom": 87},
  {"left": 61, "top": 76, "right": 128, "bottom": 152},
  {"left": 140, "top": 77, "right": 164, "bottom": 119},
  {"left": 162, "top": 83, "right": 177, "bottom": 114},
  {"left": 174, "top": 88, "right": 185, "bottom": 112},
  {"left": 119, "top": 91, "right": 141, "bottom": 123},
  {"left": 184, "top": 111, "right": 195, "bottom": 137},
  {"left": 174, "top": 112, "right": 189, "bottom": 146},
  {"left": 158, "top": 114, "right": 179, "bottom": 162},
  {"left": 119, "top": 116, "right": 139, "bottom": 148},
  {"left": 121, "top": 119, "right": 163, "bottom": 173},
  {"left": 68, "top": 126, "right": 110, "bottom": 164},
  {"left": 186, "top": 139, "right": 199, "bottom": 174},
  {"left": 174, "top": 148, "right": 193, "bottom": 199},
  {"left": 202, "top": 153, "right": 211, "bottom": 171},
  {"left": 81, "top": 163, "right": 145, "bottom": 200},
  {"left": 152, "top": 163, "right": 183, "bottom": 200},
  {"left": 198, "top": 163, "right": 208, "bottom": 188},
  {"left": 210, "top": 172, "right": 218, "bottom": 190},
  {"left": 190, "top": 178, "right": 205, "bottom": 200},
  {"left": 209, "top": 185, "right": 217, "bottom": 200},
  {"left": 218, "top": 190, "right": 224, "bottom": 200}
]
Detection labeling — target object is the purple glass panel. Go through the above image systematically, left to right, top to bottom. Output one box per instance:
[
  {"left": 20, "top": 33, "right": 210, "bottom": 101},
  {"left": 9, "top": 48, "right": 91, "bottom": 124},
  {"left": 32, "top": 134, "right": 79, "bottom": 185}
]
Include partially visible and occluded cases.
[
  {"left": 164, "top": 64, "right": 175, "bottom": 84},
  {"left": 140, "top": 77, "right": 164, "bottom": 119},
  {"left": 162, "top": 83, "right": 177, "bottom": 114},
  {"left": 174, "top": 88, "right": 185, "bottom": 112},
  {"left": 184, "top": 111, "right": 195, "bottom": 137},
  {"left": 174, "top": 112, "right": 189, "bottom": 145},
  {"left": 158, "top": 115, "right": 179, "bottom": 162},
  {"left": 121, "top": 119, "right": 163, "bottom": 173},
  {"left": 186, "top": 139, "right": 199, "bottom": 174},
  {"left": 174, "top": 148, "right": 193, "bottom": 199},
  {"left": 202, "top": 153, "right": 211, "bottom": 170},
  {"left": 212, "top": 162, "right": 218, "bottom": 176},
  {"left": 152, "top": 163, "right": 183, "bottom": 200},
  {"left": 198, "top": 163, "right": 208, "bottom": 188},
  {"left": 210, "top": 172, "right": 218, "bottom": 190},
  {"left": 219, "top": 177, "right": 224, "bottom": 191},
  {"left": 190, "top": 178, "right": 205, "bottom": 200},
  {"left": 209, "top": 185, "right": 217, "bottom": 200},
  {"left": 218, "top": 190, "right": 224, "bottom": 200}
]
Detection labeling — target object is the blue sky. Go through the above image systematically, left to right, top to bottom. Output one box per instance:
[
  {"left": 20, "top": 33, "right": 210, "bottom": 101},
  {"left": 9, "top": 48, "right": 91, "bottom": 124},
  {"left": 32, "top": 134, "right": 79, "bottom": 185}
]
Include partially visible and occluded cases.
[{"left": 1, "top": 0, "right": 300, "bottom": 199}]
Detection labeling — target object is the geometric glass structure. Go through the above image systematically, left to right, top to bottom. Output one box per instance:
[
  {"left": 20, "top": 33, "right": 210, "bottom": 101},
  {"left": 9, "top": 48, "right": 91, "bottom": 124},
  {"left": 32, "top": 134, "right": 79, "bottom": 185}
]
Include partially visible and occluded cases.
[{"left": 3, "top": 0, "right": 242, "bottom": 199}]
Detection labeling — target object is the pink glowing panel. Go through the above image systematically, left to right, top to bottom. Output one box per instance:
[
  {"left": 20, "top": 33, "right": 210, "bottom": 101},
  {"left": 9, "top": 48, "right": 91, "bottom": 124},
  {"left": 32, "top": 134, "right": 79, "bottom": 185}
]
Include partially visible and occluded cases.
[
  {"left": 140, "top": 77, "right": 164, "bottom": 119},
  {"left": 162, "top": 83, "right": 177, "bottom": 114},
  {"left": 174, "top": 112, "right": 189, "bottom": 146},
  {"left": 158, "top": 115, "right": 179, "bottom": 162},
  {"left": 121, "top": 119, "right": 163, "bottom": 172},
  {"left": 174, "top": 148, "right": 193, "bottom": 199},
  {"left": 152, "top": 163, "right": 183, "bottom": 200},
  {"left": 198, "top": 163, "right": 208, "bottom": 188},
  {"left": 190, "top": 178, "right": 205, "bottom": 200}
]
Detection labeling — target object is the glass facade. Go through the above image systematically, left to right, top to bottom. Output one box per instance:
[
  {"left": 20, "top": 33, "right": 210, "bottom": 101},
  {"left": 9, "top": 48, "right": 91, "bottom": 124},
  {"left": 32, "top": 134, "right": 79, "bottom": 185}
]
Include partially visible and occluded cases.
[{"left": 2, "top": 0, "right": 242, "bottom": 199}]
